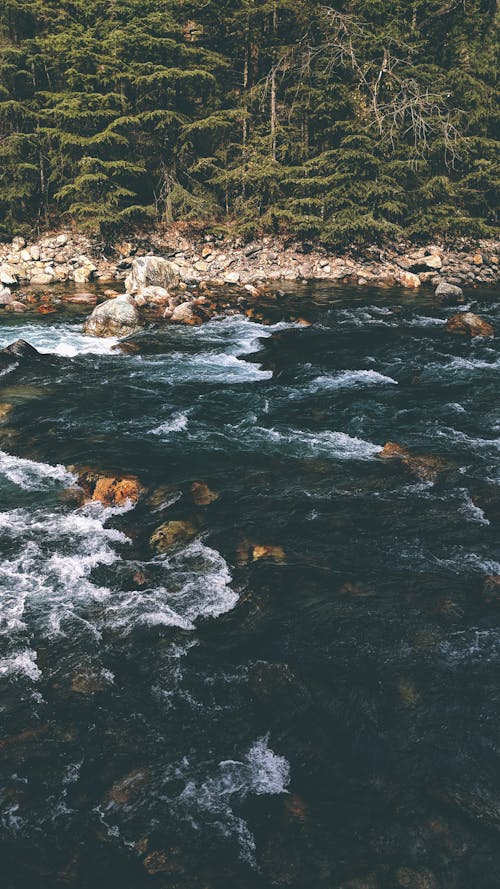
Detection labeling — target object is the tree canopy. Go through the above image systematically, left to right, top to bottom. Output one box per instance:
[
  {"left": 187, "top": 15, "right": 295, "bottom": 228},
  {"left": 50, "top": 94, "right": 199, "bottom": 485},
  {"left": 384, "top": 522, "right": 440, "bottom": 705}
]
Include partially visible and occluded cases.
[{"left": 0, "top": 0, "right": 498, "bottom": 243}]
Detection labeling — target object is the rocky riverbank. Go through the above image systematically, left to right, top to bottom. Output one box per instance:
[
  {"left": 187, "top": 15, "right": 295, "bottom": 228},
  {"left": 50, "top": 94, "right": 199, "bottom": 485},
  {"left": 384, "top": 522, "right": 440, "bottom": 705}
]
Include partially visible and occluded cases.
[{"left": 0, "top": 231, "right": 498, "bottom": 297}]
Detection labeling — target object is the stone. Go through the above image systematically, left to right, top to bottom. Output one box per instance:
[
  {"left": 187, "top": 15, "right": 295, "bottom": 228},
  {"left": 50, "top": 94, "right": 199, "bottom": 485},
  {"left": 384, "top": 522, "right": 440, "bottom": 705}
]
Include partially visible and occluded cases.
[
  {"left": 55, "top": 234, "right": 68, "bottom": 246},
  {"left": 11, "top": 236, "right": 26, "bottom": 250},
  {"left": 29, "top": 245, "right": 40, "bottom": 261},
  {"left": 20, "top": 249, "right": 31, "bottom": 262},
  {"left": 472, "top": 252, "right": 483, "bottom": 265},
  {"left": 423, "top": 254, "right": 442, "bottom": 269},
  {"left": 125, "top": 255, "right": 180, "bottom": 294},
  {"left": 194, "top": 260, "right": 209, "bottom": 272},
  {"left": 0, "top": 265, "right": 18, "bottom": 286},
  {"left": 73, "top": 267, "right": 90, "bottom": 283},
  {"left": 398, "top": 270, "right": 421, "bottom": 288},
  {"left": 224, "top": 271, "right": 240, "bottom": 284},
  {"left": 29, "top": 273, "right": 54, "bottom": 285},
  {"left": 435, "top": 281, "right": 463, "bottom": 301},
  {"left": 140, "top": 285, "right": 170, "bottom": 304},
  {"left": 0, "top": 287, "right": 12, "bottom": 305},
  {"left": 63, "top": 293, "right": 97, "bottom": 305},
  {"left": 83, "top": 294, "right": 142, "bottom": 337},
  {"left": 169, "top": 301, "right": 202, "bottom": 325},
  {"left": 37, "top": 304, "right": 57, "bottom": 314},
  {"left": 445, "top": 312, "right": 494, "bottom": 338},
  {"left": 379, "top": 441, "right": 447, "bottom": 482},
  {"left": 77, "top": 469, "right": 144, "bottom": 506},
  {"left": 191, "top": 481, "right": 219, "bottom": 506},
  {"left": 149, "top": 520, "right": 197, "bottom": 553},
  {"left": 252, "top": 544, "right": 286, "bottom": 563},
  {"left": 482, "top": 576, "right": 500, "bottom": 604},
  {"left": 105, "top": 769, "right": 150, "bottom": 805}
]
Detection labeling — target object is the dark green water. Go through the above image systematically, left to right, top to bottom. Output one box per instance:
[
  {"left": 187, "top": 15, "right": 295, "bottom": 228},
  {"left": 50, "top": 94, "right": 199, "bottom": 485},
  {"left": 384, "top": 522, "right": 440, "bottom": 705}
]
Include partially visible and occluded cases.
[{"left": 1, "top": 283, "right": 500, "bottom": 889}]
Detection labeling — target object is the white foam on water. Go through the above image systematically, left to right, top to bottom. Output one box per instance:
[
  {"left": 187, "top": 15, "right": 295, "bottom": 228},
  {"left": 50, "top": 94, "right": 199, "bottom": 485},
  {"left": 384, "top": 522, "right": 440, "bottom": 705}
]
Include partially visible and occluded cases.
[
  {"left": 405, "top": 315, "right": 446, "bottom": 328},
  {"left": 0, "top": 322, "right": 117, "bottom": 356},
  {"left": 310, "top": 369, "right": 398, "bottom": 390},
  {"left": 150, "top": 411, "right": 190, "bottom": 436},
  {"left": 245, "top": 425, "right": 382, "bottom": 460},
  {"left": 0, "top": 450, "right": 75, "bottom": 489},
  {"left": 459, "top": 490, "right": 490, "bottom": 526},
  {"left": 105, "top": 540, "right": 238, "bottom": 633},
  {"left": 0, "top": 650, "right": 41, "bottom": 681},
  {"left": 177, "top": 734, "right": 290, "bottom": 863}
]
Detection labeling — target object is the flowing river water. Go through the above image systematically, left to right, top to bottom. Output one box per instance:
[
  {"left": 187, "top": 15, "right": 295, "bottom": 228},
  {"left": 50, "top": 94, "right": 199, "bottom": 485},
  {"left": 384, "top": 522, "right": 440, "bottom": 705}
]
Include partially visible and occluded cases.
[{"left": 1, "top": 283, "right": 500, "bottom": 889}]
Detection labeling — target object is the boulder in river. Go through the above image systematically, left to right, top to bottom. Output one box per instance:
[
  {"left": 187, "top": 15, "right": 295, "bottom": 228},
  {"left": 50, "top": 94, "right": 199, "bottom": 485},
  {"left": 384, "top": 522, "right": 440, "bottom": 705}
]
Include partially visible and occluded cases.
[
  {"left": 125, "top": 256, "right": 180, "bottom": 294},
  {"left": 435, "top": 282, "right": 464, "bottom": 302},
  {"left": 0, "top": 286, "right": 12, "bottom": 305},
  {"left": 83, "top": 294, "right": 142, "bottom": 337},
  {"left": 169, "top": 301, "right": 203, "bottom": 325},
  {"left": 445, "top": 312, "right": 494, "bottom": 338},
  {"left": 379, "top": 441, "right": 448, "bottom": 482},
  {"left": 77, "top": 469, "right": 145, "bottom": 506},
  {"left": 191, "top": 481, "right": 219, "bottom": 506},
  {"left": 149, "top": 519, "right": 197, "bottom": 553}
]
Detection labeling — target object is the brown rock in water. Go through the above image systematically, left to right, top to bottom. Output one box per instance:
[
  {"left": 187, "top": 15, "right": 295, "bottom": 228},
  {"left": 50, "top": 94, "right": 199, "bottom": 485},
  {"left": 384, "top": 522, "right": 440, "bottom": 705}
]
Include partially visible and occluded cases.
[
  {"left": 398, "top": 270, "right": 421, "bottom": 289},
  {"left": 169, "top": 301, "right": 202, "bottom": 325},
  {"left": 37, "top": 304, "right": 56, "bottom": 314},
  {"left": 445, "top": 312, "right": 494, "bottom": 338},
  {"left": 0, "top": 403, "right": 13, "bottom": 422},
  {"left": 379, "top": 441, "right": 447, "bottom": 482},
  {"left": 77, "top": 469, "right": 144, "bottom": 506},
  {"left": 191, "top": 481, "right": 219, "bottom": 506},
  {"left": 149, "top": 520, "right": 197, "bottom": 553},
  {"left": 252, "top": 544, "right": 286, "bottom": 563},
  {"left": 482, "top": 576, "right": 500, "bottom": 604},
  {"left": 71, "top": 670, "right": 109, "bottom": 695},
  {"left": 105, "top": 768, "right": 150, "bottom": 806},
  {"left": 395, "top": 867, "right": 438, "bottom": 889}
]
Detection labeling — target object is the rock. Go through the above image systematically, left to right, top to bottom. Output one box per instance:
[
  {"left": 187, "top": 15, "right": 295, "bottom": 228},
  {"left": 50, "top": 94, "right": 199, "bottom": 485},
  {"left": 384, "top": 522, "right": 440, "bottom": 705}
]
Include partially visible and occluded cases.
[
  {"left": 55, "top": 234, "right": 68, "bottom": 247},
  {"left": 11, "top": 236, "right": 26, "bottom": 251},
  {"left": 29, "top": 245, "right": 41, "bottom": 261},
  {"left": 473, "top": 252, "right": 483, "bottom": 265},
  {"left": 423, "top": 254, "right": 442, "bottom": 269},
  {"left": 125, "top": 256, "right": 180, "bottom": 294},
  {"left": 0, "top": 265, "right": 18, "bottom": 286},
  {"left": 73, "top": 265, "right": 93, "bottom": 283},
  {"left": 398, "top": 270, "right": 421, "bottom": 288},
  {"left": 224, "top": 271, "right": 240, "bottom": 284},
  {"left": 29, "top": 273, "right": 54, "bottom": 285},
  {"left": 435, "top": 282, "right": 464, "bottom": 301},
  {"left": 140, "top": 285, "right": 170, "bottom": 304},
  {"left": 0, "top": 287, "right": 12, "bottom": 305},
  {"left": 103, "top": 289, "right": 120, "bottom": 298},
  {"left": 63, "top": 293, "right": 97, "bottom": 305},
  {"left": 83, "top": 295, "right": 142, "bottom": 337},
  {"left": 10, "top": 301, "right": 27, "bottom": 313},
  {"left": 169, "top": 301, "right": 202, "bottom": 325},
  {"left": 37, "top": 304, "right": 57, "bottom": 314},
  {"left": 445, "top": 312, "right": 494, "bottom": 337},
  {"left": 2, "top": 339, "right": 41, "bottom": 360},
  {"left": 0, "top": 403, "right": 13, "bottom": 422},
  {"left": 379, "top": 441, "right": 447, "bottom": 482},
  {"left": 77, "top": 469, "right": 144, "bottom": 506},
  {"left": 191, "top": 481, "right": 219, "bottom": 506},
  {"left": 149, "top": 520, "right": 197, "bottom": 553},
  {"left": 252, "top": 544, "right": 286, "bottom": 563},
  {"left": 482, "top": 576, "right": 500, "bottom": 604},
  {"left": 71, "top": 669, "right": 109, "bottom": 694},
  {"left": 105, "top": 769, "right": 150, "bottom": 805},
  {"left": 395, "top": 867, "right": 438, "bottom": 889}
]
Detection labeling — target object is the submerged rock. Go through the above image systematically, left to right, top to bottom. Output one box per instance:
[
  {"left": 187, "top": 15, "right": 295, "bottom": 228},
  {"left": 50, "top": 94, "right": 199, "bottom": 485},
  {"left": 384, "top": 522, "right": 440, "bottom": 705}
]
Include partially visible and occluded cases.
[
  {"left": 125, "top": 255, "right": 180, "bottom": 294},
  {"left": 83, "top": 294, "right": 142, "bottom": 337},
  {"left": 445, "top": 312, "right": 494, "bottom": 337},
  {"left": 379, "top": 441, "right": 448, "bottom": 482},
  {"left": 77, "top": 469, "right": 145, "bottom": 506},
  {"left": 191, "top": 481, "right": 220, "bottom": 506},
  {"left": 149, "top": 519, "right": 197, "bottom": 553},
  {"left": 252, "top": 544, "right": 286, "bottom": 563}
]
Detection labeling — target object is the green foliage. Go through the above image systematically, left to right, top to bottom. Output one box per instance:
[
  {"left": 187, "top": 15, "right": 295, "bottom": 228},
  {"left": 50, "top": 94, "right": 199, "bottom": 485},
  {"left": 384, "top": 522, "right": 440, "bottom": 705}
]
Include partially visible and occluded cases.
[{"left": 0, "top": 0, "right": 498, "bottom": 242}]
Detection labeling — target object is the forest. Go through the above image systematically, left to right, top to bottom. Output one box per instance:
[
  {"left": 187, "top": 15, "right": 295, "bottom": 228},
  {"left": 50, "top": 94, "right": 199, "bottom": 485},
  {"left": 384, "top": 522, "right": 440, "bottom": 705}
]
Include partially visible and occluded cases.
[{"left": 0, "top": 0, "right": 498, "bottom": 244}]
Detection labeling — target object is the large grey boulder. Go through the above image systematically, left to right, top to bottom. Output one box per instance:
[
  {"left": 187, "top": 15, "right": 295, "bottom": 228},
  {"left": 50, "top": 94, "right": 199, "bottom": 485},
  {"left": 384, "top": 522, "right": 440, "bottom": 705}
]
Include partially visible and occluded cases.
[
  {"left": 125, "top": 256, "right": 180, "bottom": 294},
  {"left": 435, "top": 281, "right": 464, "bottom": 302},
  {"left": 83, "top": 295, "right": 142, "bottom": 338}
]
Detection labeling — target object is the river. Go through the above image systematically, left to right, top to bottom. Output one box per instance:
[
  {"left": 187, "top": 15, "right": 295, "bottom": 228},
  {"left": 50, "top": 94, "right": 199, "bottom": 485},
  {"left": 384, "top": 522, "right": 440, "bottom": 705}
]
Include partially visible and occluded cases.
[{"left": 1, "top": 283, "right": 499, "bottom": 888}]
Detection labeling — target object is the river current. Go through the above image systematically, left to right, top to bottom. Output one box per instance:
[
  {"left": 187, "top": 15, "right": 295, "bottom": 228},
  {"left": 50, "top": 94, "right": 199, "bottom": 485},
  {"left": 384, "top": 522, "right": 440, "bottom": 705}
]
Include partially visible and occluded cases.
[{"left": 1, "top": 283, "right": 500, "bottom": 888}]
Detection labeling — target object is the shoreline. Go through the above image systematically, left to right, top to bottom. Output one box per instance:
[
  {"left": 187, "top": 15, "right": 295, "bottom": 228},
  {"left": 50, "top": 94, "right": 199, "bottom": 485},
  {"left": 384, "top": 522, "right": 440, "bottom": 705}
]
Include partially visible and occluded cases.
[{"left": 1, "top": 231, "right": 499, "bottom": 293}]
